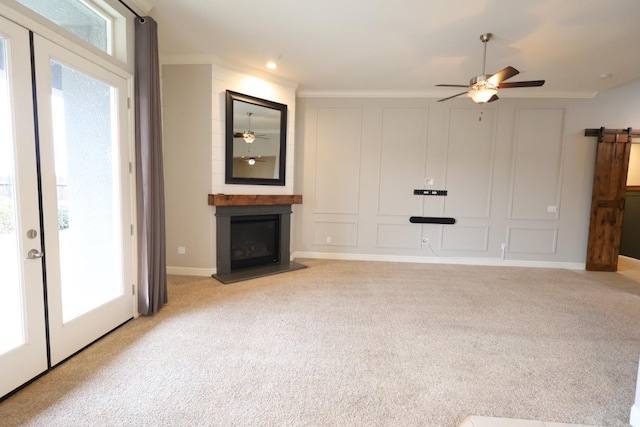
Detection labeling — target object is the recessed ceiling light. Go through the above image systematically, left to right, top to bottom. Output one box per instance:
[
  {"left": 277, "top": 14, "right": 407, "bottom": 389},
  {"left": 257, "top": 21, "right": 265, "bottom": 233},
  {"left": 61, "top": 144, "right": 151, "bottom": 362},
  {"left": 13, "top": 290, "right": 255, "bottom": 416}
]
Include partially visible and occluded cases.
[{"left": 266, "top": 61, "right": 277, "bottom": 70}]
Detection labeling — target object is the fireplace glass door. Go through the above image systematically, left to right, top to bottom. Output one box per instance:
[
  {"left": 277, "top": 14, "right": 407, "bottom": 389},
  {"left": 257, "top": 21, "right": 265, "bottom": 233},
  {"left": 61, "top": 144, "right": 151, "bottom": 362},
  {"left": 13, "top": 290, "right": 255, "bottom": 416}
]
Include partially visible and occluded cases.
[{"left": 230, "top": 214, "right": 280, "bottom": 270}]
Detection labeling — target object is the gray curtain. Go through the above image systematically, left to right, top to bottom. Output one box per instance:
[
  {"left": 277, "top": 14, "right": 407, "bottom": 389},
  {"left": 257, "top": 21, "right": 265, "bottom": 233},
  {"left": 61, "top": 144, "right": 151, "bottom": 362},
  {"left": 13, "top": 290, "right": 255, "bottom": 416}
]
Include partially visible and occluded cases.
[{"left": 135, "top": 16, "right": 167, "bottom": 315}]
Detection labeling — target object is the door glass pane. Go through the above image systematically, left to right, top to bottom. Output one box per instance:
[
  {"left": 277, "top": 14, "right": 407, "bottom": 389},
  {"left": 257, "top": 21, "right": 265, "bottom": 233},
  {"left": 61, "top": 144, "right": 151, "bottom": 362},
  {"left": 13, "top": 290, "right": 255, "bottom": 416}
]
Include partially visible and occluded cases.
[
  {"left": 17, "top": 0, "right": 110, "bottom": 53},
  {"left": 0, "top": 37, "right": 26, "bottom": 355},
  {"left": 50, "top": 60, "right": 123, "bottom": 322}
]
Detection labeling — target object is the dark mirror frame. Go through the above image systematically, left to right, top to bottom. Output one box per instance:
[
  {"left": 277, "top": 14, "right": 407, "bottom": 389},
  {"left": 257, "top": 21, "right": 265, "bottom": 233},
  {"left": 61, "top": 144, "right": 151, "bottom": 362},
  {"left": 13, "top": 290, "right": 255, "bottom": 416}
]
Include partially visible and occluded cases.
[{"left": 225, "top": 90, "right": 288, "bottom": 186}]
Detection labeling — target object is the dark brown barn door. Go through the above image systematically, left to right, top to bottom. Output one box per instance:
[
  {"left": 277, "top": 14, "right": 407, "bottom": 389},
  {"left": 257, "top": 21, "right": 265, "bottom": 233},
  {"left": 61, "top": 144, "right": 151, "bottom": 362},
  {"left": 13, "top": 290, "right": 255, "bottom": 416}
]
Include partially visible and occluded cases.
[{"left": 585, "top": 128, "right": 634, "bottom": 271}]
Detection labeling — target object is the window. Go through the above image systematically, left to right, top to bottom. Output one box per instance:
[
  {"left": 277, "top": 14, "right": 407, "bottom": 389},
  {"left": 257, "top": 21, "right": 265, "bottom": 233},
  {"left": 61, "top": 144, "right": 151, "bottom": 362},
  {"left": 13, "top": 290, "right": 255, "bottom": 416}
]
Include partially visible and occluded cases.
[{"left": 16, "top": 0, "right": 112, "bottom": 54}]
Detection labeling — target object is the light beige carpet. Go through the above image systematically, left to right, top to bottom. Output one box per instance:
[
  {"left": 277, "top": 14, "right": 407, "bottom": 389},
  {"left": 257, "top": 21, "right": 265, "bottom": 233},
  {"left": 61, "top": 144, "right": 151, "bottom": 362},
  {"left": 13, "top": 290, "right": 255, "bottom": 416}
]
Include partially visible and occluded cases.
[{"left": 1, "top": 259, "right": 640, "bottom": 426}]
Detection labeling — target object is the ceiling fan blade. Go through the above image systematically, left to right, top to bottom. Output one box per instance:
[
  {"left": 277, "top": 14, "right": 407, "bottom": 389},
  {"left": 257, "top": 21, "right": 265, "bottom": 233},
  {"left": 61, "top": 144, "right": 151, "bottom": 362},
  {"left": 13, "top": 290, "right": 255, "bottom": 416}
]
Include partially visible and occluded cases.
[
  {"left": 487, "top": 66, "right": 519, "bottom": 86},
  {"left": 498, "top": 80, "right": 545, "bottom": 88},
  {"left": 436, "top": 84, "right": 469, "bottom": 88},
  {"left": 437, "top": 91, "right": 469, "bottom": 102},
  {"left": 487, "top": 94, "right": 499, "bottom": 103},
  {"left": 233, "top": 133, "right": 244, "bottom": 138}
]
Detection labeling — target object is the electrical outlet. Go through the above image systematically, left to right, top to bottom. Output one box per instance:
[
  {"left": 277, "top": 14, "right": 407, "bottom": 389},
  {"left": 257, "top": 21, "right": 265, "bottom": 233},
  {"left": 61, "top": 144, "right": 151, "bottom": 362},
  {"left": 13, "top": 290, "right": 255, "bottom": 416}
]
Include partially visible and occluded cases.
[
  {"left": 326, "top": 236, "right": 331, "bottom": 244},
  {"left": 422, "top": 237, "right": 430, "bottom": 245},
  {"left": 178, "top": 246, "right": 186, "bottom": 255}
]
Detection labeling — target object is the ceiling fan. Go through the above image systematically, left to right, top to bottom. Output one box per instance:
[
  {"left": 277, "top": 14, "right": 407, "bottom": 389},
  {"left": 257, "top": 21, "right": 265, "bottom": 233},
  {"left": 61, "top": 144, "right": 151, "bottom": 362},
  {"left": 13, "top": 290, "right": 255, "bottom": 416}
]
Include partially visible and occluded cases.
[
  {"left": 436, "top": 33, "right": 545, "bottom": 103},
  {"left": 234, "top": 112, "right": 269, "bottom": 143},
  {"left": 234, "top": 156, "right": 266, "bottom": 166}
]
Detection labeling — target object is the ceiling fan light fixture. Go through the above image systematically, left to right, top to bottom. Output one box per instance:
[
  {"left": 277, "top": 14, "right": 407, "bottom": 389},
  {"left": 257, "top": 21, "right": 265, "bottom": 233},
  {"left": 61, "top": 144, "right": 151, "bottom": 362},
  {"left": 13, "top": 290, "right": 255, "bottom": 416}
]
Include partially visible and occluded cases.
[
  {"left": 469, "top": 87, "right": 497, "bottom": 103},
  {"left": 242, "top": 112, "right": 256, "bottom": 143},
  {"left": 243, "top": 132, "right": 256, "bottom": 143},
  {"left": 248, "top": 157, "right": 256, "bottom": 165}
]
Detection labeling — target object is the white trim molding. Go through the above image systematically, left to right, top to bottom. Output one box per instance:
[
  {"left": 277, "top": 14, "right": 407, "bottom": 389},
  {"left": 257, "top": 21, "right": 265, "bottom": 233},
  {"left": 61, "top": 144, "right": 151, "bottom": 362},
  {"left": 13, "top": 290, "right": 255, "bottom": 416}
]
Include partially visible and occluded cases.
[
  {"left": 293, "top": 251, "right": 585, "bottom": 270},
  {"left": 166, "top": 266, "right": 216, "bottom": 277}
]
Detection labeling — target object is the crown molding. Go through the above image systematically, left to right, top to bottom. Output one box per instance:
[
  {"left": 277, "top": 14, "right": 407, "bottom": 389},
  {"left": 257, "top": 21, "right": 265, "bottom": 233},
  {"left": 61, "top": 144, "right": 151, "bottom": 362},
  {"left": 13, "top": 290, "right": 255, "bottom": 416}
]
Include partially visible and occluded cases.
[{"left": 296, "top": 89, "right": 598, "bottom": 99}]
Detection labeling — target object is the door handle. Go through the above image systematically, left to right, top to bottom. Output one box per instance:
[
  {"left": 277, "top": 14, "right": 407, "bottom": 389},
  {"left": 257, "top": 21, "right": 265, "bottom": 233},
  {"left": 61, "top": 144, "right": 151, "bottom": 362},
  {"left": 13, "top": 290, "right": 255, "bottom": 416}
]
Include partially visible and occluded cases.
[{"left": 26, "top": 249, "right": 44, "bottom": 260}]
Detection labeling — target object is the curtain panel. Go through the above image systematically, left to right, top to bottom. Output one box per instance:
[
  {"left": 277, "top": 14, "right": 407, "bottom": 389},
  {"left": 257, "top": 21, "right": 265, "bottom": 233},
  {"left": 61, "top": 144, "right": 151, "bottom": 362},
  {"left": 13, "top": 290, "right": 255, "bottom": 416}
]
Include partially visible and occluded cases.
[{"left": 135, "top": 17, "right": 167, "bottom": 315}]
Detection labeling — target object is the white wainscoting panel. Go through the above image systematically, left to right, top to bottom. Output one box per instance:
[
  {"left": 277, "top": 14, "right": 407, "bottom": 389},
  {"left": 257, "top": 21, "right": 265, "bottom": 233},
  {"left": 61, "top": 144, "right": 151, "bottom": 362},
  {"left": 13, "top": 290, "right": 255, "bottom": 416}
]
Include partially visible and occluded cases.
[
  {"left": 314, "top": 107, "right": 362, "bottom": 214},
  {"left": 378, "top": 107, "right": 428, "bottom": 216},
  {"left": 443, "top": 107, "right": 496, "bottom": 218},
  {"left": 510, "top": 108, "right": 565, "bottom": 220},
  {"left": 313, "top": 221, "right": 358, "bottom": 247},
  {"left": 376, "top": 224, "right": 422, "bottom": 249},
  {"left": 442, "top": 225, "right": 489, "bottom": 251},
  {"left": 508, "top": 227, "right": 558, "bottom": 254}
]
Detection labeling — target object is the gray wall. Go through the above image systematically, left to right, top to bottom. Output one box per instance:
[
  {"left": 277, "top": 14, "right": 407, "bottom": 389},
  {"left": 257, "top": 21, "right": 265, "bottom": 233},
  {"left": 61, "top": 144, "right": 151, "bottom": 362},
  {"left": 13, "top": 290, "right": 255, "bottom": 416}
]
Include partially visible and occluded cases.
[
  {"left": 162, "top": 64, "right": 213, "bottom": 273},
  {"left": 161, "top": 68, "right": 640, "bottom": 272},
  {"left": 293, "top": 79, "right": 640, "bottom": 266}
]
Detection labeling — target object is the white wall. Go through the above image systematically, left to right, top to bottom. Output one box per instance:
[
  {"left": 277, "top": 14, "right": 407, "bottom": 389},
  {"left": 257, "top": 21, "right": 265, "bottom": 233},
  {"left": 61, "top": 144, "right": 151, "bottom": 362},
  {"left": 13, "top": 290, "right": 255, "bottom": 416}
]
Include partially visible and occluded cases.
[
  {"left": 210, "top": 66, "right": 297, "bottom": 195},
  {"left": 293, "top": 78, "right": 640, "bottom": 268}
]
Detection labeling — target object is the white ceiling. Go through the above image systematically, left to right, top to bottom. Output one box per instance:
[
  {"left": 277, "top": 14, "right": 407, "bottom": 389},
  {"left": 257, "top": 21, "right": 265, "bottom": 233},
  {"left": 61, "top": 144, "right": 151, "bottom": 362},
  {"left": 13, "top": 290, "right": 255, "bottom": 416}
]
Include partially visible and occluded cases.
[{"left": 140, "top": 0, "right": 640, "bottom": 98}]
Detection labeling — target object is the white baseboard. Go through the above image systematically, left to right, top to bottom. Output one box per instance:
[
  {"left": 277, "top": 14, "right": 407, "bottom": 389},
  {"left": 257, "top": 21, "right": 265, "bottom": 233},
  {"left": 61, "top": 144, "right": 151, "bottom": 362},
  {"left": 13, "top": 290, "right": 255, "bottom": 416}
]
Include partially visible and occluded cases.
[
  {"left": 292, "top": 251, "right": 585, "bottom": 270},
  {"left": 166, "top": 254, "right": 585, "bottom": 278},
  {"left": 166, "top": 266, "right": 215, "bottom": 277}
]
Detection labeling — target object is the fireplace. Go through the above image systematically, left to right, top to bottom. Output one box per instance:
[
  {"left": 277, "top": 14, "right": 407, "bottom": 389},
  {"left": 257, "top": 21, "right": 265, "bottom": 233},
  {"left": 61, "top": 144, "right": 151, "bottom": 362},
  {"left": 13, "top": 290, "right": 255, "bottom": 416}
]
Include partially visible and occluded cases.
[
  {"left": 210, "top": 196, "right": 305, "bottom": 284},
  {"left": 230, "top": 214, "right": 280, "bottom": 270}
]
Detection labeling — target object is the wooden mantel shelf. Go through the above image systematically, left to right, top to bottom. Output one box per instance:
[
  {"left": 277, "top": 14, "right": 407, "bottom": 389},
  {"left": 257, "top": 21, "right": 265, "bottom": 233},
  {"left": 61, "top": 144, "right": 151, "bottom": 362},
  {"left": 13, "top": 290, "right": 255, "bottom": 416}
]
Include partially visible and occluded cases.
[{"left": 208, "top": 194, "right": 302, "bottom": 207}]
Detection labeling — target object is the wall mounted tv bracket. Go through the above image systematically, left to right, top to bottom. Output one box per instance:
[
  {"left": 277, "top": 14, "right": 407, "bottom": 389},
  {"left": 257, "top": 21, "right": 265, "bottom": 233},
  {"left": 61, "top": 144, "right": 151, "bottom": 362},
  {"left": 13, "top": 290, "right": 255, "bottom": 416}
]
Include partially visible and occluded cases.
[
  {"left": 411, "top": 189, "right": 454, "bottom": 224},
  {"left": 414, "top": 189, "right": 448, "bottom": 196}
]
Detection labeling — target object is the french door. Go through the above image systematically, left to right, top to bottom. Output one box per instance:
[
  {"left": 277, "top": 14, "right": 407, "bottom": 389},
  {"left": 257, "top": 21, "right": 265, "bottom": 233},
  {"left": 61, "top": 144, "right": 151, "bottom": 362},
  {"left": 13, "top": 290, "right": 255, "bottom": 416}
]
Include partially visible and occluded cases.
[
  {"left": 0, "top": 14, "right": 48, "bottom": 398},
  {"left": 0, "top": 16, "right": 134, "bottom": 398}
]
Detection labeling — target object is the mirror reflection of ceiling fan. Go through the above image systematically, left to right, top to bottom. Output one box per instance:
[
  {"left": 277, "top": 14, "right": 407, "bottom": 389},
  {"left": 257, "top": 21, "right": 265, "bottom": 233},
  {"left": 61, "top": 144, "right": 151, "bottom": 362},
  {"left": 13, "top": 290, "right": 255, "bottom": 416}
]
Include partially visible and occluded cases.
[
  {"left": 436, "top": 33, "right": 545, "bottom": 103},
  {"left": 234, "top": 112, "right": 269, "bottom": 143},
  {"left": 234, "top": 156, "right": 266, "bottom": 166}
]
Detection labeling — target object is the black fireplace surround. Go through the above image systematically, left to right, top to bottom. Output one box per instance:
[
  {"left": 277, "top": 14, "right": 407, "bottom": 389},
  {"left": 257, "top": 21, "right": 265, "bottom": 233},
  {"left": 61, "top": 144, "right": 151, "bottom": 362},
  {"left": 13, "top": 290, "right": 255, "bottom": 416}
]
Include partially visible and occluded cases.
[{"left": 213, "top": 204, "right": 305, "bottom": 283}]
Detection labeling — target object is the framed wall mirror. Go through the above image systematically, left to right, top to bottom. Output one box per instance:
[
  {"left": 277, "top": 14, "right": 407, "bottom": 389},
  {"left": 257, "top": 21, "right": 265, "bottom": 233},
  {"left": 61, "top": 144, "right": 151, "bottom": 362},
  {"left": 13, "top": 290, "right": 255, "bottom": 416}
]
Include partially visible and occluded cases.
[{"left": 225, "top": 90, "right": 287, "bottom": 185}]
